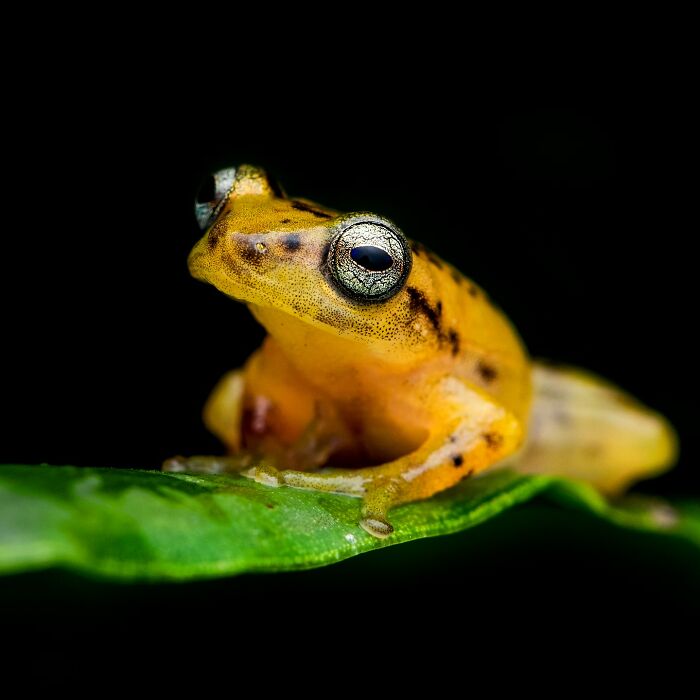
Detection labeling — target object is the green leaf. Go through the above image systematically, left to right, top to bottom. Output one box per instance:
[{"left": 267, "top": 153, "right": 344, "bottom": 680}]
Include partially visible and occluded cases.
[{"left": 0, "top": 464, "right": 698, "bottom": 581}]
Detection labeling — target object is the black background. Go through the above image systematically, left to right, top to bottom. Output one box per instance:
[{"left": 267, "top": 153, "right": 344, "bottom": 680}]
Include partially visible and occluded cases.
[{"left": 2, "top": 63, "right": 698, "bottom": 668}]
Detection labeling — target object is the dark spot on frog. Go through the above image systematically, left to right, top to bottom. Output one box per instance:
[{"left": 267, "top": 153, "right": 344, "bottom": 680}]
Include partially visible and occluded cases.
[
  {"left": 291, "top": 200, "right": 333, "bottom": 219},
  {"left": 281, "top": 218, "right": 292, "bottom": 224},
  {"left": 207, "top": 222, "right": 226, "bottom": 251},
  {"left": 282, "top": 234, "right": 302, "bottom": 252},
  {"left": 410, "top": 241, "right": 443, "bottom": 268},
  {"left": 410, "top": 241, "right": 426, "bottom": 256},
  {"left": 427, "top": 252, "right": 443, "bottom": 269},
  {"left": 448, "top": 270, "right": 480, "bottom": 298},
  {"left": 406, "top": 286, "right": 442, "bottom": 332},
  {"left": 447, "top": 328, "right": 460, "bottom": 356},
  {"left": 477, "top": 360, "right": 498, "bottom": 384},
  {"left": 482, "top": 432, "right": 504, "bottom": 449},
  {"left": 449, "top": 434, "right": 457, "bottom": 443},
  {"left": 452, "top": 454, "right": 463, "bottom": 467},
  {"left": 265, "top": 503, "right": 275, "bottom": 509}
]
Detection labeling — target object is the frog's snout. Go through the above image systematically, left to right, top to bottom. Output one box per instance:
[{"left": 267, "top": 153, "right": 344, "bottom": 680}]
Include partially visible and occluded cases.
[
  {"left": 188, "top": 226, "right": 319, "bottom": 297},
  {"left": 187, "top": 244, "right": 208, "bottom": 282}
]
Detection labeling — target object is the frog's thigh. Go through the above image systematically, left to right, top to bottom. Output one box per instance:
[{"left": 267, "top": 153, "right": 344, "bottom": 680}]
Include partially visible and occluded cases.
[
  {"left": 203, "top": 338, "right": 322, "bottom": 454},
  {"left": 247, "top": 378, "right": 523, "bottom": 538}
]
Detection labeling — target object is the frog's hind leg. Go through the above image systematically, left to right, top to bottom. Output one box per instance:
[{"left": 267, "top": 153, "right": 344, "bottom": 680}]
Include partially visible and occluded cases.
[
  {"left": 164, "top": 340, "right": 353, "bottom": 475},
  {"left": 513, "top": 362, "right": 677, "bottom": 494},
  {"left": 203, "top": 368, "right": 246, "bottom": 452},
  {"left": 245, "top": 378, "right": 524, "bottom": 538},
  {"left": 164, "top": 453, "right": 257, "bottom": 474}
]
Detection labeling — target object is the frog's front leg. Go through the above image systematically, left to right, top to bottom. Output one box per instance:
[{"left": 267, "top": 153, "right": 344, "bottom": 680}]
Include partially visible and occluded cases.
[{"left": 246, "top": 377, "right": 524, "bottom": 538}]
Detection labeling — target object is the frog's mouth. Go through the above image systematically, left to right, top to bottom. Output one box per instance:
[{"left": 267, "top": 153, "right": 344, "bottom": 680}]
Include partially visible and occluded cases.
[
  {"left": 187, "top": 243, "right": 262, "bottom": 306},
  {"left": 222, "top": 290, "right": 247, "bottom": 304}
]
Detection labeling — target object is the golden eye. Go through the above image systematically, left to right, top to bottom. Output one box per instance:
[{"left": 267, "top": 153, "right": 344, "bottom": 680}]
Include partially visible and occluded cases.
[
  {"left": 194, "top": 167, "right": 236, "bottom": 230},
  {"left": 327, "top": 217, "right": 412, "bottom": 302}
]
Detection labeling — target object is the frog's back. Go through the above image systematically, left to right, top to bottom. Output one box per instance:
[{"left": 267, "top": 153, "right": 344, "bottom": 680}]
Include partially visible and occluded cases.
[
  {"left": 411, "top": 241, "right": 533, "bottom": 426},
  {"left": 421, "top": 246, "right": 676, "bottom": 494}
]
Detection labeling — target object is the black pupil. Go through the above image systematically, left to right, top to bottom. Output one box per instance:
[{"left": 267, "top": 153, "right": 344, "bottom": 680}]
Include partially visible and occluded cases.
[
  {"left": 196, "top": 174, "right": 217, "bottom": 204},
  {"left": 350, "top": 245, "right": 393, "bottom": 272}
]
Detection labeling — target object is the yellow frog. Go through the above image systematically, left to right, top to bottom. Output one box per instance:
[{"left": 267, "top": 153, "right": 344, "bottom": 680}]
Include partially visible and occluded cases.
[{"left": 165, "top": 164, "right": 677, "bottom": 538}]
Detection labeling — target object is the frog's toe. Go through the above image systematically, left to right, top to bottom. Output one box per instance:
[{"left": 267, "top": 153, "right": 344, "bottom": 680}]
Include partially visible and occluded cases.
[
  {"left": 162, "top": 454, "right": 254, "bottom": 474},
  {"left": 163, "top": 455, "right": 188, "bottom": 472},
  {"left": 163, "top": 455, "right": 226, "bottom": 473},
  {"left": 242, "top": 464, "right": 284, "bottom": 487},
  {"left": 360, "top": 483, "right": 402, "bottom": 538},
  {"left": 359, "top": 516, "right": 394, "bottom": 539}
]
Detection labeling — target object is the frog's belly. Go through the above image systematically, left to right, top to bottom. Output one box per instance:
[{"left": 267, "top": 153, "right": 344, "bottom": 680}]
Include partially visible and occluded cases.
[{"left": 331, "top": 394, "right": 430, "bottom": 467}]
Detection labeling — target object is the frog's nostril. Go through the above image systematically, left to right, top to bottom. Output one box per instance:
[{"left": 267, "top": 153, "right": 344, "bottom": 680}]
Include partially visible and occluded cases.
[{"left": 237, "top": 238, "right": 273, "bottom": 268}]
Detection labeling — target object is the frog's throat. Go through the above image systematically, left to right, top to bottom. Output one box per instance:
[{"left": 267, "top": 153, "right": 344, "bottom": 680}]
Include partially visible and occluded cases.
[{"left": 246, "top": 303, "right": 416, "bottom": 371}]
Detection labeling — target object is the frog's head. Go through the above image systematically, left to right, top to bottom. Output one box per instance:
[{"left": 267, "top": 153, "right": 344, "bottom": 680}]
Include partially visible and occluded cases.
[{"left": 189, "top": 165, "right": 454, "bottom": 365}]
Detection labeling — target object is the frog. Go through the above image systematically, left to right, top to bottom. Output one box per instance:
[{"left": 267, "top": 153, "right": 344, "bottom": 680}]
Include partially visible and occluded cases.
[{"left": 165, "top": 164, "right": 678, "bottom": 538}]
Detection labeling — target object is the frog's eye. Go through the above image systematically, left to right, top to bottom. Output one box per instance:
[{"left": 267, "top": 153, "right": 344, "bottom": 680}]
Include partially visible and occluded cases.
[
  {"left": 194, "top": 167, "right": 236, "bottom": 229},
  {"left": 327, "top": 218, "right": 412, "bottom": 302}
]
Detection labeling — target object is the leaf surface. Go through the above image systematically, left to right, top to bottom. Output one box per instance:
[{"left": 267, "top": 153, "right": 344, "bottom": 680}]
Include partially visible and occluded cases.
[{"left": 1, "top": 464, "right": 697, "bottom": 581}]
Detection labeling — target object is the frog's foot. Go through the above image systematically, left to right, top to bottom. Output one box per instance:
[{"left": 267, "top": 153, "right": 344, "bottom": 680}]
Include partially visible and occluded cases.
[
  {"left": 243, "top": 379, "right": 525, "bottom": 539},
  {"left": 163, "top": 454, "right": 257, "bottom": 474},
  {"left": 242, "top": 463, "right": 400, "bottom": 538},
  {"left": 359, "top": 482, "right": 403, "bottom": 538}
]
